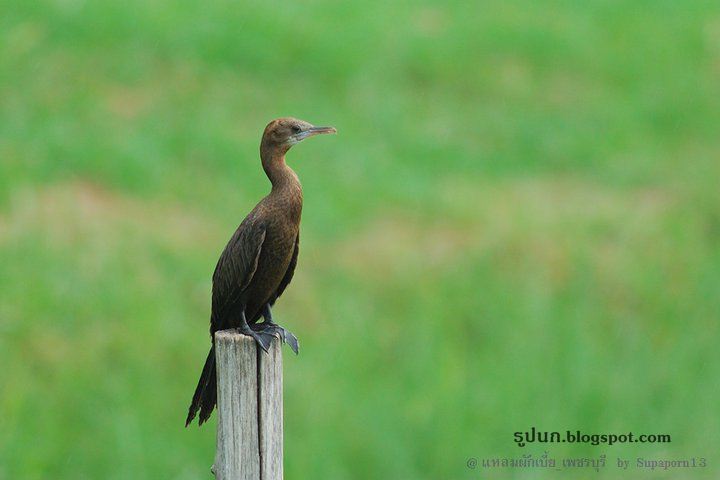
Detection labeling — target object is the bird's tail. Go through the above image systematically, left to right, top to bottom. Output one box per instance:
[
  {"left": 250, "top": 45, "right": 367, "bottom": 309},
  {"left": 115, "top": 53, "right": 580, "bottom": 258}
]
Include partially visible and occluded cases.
[{"left": 185, "top": 346, "right": 217, "bottom": 427}]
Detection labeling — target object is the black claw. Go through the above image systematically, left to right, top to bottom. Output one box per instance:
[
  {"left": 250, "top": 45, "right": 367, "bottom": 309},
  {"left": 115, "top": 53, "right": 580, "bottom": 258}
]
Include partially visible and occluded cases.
[
  {"left": 275, "top": 326, "right": 299, "bottom": 354},
  {"left": 280, "top": 327, "right": 300, "bottom": 355},
  {"left": 257, "top": 331, "right": 274, "bottom": 353},
  {"left": 285, "top": 332, "right": 299, "bottom": 355}
]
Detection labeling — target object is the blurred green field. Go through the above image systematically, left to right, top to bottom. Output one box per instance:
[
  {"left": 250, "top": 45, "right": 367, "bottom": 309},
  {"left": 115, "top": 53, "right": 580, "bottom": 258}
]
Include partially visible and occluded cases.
[{"left": 1, "top": 0, "right": 720, "bottom": 478}]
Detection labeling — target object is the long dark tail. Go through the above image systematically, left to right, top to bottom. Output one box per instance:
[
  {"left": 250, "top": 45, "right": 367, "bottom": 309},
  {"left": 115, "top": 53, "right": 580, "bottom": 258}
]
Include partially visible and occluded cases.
[{"left": 185, "top": 346, "right": 216, "bottom": 426}]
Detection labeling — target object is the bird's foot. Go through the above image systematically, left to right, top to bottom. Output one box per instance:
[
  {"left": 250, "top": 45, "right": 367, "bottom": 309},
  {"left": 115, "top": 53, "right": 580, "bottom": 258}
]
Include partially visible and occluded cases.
[
  {"left": 252, "top": 322, "right": 299, "bottom": 355},
  {"left": 234, "top": 325, "right": 274, "bottom": 353}
]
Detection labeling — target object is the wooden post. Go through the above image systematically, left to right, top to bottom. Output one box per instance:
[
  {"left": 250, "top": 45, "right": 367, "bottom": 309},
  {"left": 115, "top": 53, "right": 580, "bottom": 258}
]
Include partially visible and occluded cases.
[{"left": 213, "top": 330, "right": 283, "bottom": 480}]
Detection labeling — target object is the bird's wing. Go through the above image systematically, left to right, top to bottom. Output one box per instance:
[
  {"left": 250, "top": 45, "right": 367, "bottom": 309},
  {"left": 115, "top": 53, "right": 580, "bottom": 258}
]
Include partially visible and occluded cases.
[
  {"left": 210, "top": 215, "right": 266, "bottom": 332},
  {"left": 269, "top": 232, "right": 299, "bottom": 306}
]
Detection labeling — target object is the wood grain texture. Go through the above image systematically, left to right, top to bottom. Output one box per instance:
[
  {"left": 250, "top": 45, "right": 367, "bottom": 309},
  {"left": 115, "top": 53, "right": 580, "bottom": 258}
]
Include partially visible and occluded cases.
[
  {"left": 213, "top": 330, "right": 283, "bottom": 480},
  {"left": 259, "top": 339, "right": 283, "bottom": 480}
]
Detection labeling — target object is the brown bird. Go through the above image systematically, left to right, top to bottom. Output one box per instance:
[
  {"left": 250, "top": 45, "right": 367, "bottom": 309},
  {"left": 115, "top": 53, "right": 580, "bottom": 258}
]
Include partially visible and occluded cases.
[{"left": 186, "top": 117, "right": 336, "bottom": 426}]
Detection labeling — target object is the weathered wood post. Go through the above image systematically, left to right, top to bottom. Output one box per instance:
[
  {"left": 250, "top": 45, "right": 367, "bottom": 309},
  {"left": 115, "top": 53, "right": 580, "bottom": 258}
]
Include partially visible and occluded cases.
[{"left": 212, "top": 330, "right": 283, "bottom": 480}]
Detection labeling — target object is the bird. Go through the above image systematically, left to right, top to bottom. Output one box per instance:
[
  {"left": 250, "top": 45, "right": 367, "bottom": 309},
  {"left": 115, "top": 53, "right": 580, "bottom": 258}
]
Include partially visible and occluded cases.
[{"left": 185, "top": 117, "right": 336, "bottom": 426}]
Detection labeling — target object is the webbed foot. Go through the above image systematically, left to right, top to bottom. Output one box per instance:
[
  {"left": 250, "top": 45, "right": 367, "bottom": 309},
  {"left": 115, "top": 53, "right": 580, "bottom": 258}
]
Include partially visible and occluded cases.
[
  {"left": 252, "top": 322, "right": 299, "bottom": 355},
  {"left": 235, "top": 325, "right": 273, "bottom": 353}
]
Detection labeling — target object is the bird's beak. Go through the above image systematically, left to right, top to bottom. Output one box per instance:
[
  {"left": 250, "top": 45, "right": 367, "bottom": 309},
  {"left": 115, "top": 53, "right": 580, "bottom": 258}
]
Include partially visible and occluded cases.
[{"left": 297, "top": 126, "right": 337, "bottom": 141}]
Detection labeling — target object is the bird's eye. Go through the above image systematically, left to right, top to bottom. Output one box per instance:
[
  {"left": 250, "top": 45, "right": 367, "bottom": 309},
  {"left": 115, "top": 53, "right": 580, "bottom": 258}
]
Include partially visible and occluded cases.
[{"left": 291, "top": 125, "right": 301, "bottom": 134}]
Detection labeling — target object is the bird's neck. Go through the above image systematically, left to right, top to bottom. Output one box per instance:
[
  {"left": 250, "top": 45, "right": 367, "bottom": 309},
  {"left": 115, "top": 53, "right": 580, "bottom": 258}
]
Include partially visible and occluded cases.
[{"left": 261, "top": 147, "right": 303, "bottom": 200}]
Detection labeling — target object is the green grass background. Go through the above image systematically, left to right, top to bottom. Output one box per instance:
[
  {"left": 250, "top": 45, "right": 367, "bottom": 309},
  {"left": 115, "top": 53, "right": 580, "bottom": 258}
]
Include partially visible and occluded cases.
[{"left": 1, "top": 0, "right": 719, "bottom": 478}]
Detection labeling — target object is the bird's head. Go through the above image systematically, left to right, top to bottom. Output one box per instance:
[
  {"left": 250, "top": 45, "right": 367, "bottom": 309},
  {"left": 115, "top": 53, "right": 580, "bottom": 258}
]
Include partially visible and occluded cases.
[{"left": 261, "top": 117, "right": 336, "bottom": 154}]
